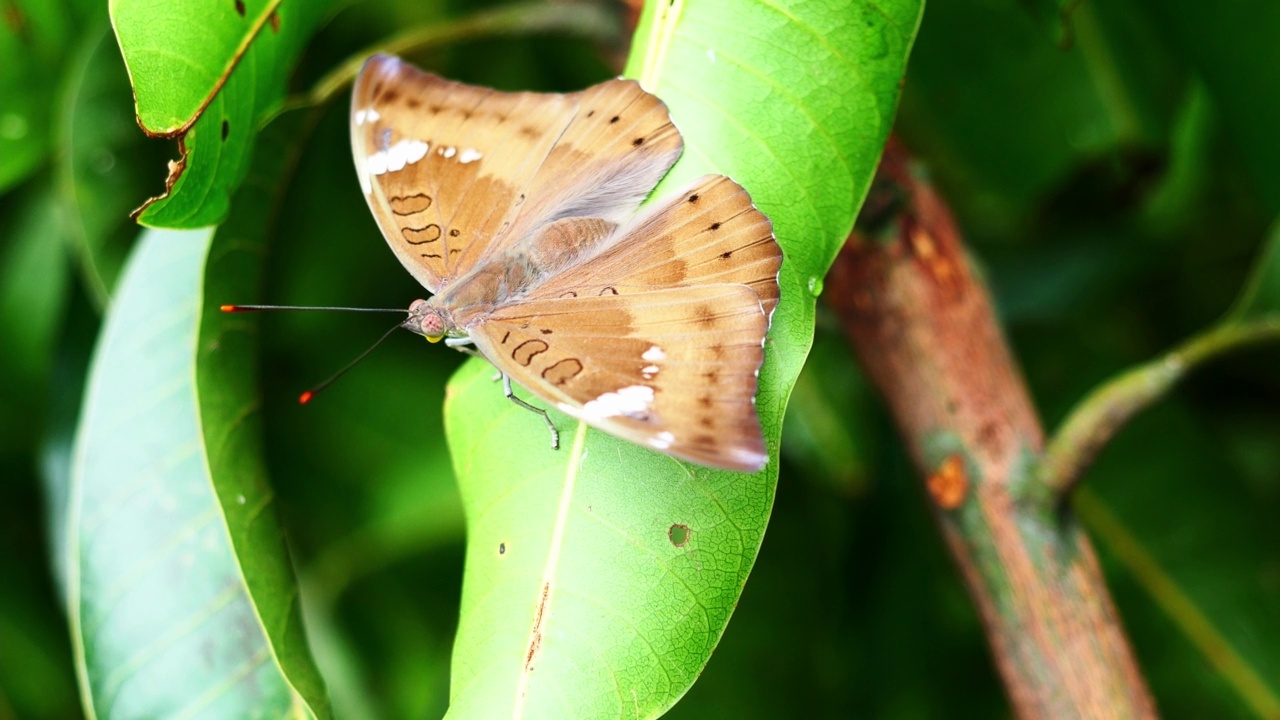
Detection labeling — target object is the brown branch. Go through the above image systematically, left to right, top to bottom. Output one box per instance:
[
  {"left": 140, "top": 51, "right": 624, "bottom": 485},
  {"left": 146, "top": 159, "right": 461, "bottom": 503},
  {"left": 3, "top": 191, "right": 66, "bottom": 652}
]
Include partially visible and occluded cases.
[{"left": 825, "top": 137, "right": 1156, "bottom": 718}]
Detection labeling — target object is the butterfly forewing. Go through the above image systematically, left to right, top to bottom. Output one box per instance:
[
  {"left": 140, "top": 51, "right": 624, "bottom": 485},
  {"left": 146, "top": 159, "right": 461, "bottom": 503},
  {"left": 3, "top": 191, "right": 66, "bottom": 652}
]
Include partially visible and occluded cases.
[
  {"left": 352, "top": 55, "right": 579, "bottom": 292},
  {"left": 494, "top": 79, "right": 684, "bottom": 249},
  {"left": 469, "top": 285, "right": 771, "bottom": 471}
]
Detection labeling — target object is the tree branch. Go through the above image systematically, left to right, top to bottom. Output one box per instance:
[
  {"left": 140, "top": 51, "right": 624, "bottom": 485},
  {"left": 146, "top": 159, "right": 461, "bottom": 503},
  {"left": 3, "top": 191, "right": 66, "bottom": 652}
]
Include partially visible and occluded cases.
[{"left": 825, "top": 137, "right": 1156, "bottom": 718}]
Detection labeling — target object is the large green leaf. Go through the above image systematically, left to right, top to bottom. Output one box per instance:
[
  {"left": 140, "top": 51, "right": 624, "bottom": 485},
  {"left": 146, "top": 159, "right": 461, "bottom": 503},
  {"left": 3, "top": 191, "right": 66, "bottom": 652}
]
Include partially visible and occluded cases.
[
  {"left": 110, "top": 0, "right": 337, "bottom": 227},
  {"left": 442, "top": 0, "right": 922, "bottom": 717},
  {"left": 57, "top": 22, "right": 166, "bottom": 307},
  {"left": 67, "top": 112, "right": 328, "bottom": 717}
]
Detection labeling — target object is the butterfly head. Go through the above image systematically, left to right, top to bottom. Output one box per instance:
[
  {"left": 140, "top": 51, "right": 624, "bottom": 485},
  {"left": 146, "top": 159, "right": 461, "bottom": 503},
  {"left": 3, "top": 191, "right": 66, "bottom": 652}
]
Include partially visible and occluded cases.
[{"left": 402, "top": 299, "right": 452, "bottom": 343}]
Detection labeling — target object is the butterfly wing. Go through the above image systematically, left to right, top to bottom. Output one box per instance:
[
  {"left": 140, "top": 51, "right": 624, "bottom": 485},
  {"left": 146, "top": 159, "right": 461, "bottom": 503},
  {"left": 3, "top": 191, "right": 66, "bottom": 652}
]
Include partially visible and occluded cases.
[
  {"left": 351, "top": 55, "right": 580, "bottom": 293},
  {"left": 352, "top": 55, "right": 682, "bottom": 294},
  {"left": 486, "top": 76, "right": 684, "bottom": 259},
  {"left": 466, "top": 175, "right": 782, "bottom": 471},
  {"left": 539, "top": 175, "right": 781, "bottom": 315},
  {"left": 468, "top": 285, "right": 771, "bottom": 471}
]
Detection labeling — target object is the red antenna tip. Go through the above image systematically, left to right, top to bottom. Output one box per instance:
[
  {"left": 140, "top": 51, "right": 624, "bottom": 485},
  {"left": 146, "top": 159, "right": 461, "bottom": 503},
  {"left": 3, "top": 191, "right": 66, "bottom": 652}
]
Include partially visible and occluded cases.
[
  {"left": 220, "top": 304, "right": 237, "bottom": 312},
  {"left": 298, "top": 391, "right": 314, "bottom": 405}
]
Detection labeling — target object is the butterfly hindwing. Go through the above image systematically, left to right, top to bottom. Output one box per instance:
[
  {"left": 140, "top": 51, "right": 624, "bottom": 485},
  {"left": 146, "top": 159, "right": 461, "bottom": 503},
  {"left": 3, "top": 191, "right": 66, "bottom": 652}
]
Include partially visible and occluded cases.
[
  {"left": 538, "top": 175, "right": 781, "bottom": 315},
  {"left": 468, "top": 285, "right": 771, "bottom": 471}
]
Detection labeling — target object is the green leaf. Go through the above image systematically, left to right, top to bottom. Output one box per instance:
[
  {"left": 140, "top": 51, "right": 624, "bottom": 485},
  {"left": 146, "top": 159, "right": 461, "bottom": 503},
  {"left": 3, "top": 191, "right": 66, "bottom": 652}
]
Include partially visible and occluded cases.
[
  {"left": 0, "top": 0, "right": 73, "bottom": 190},
  {"left": 110, "top": 0, "right": 337, "bottom": 227},
  {"left": 442, "top": 0, "right": 923, "bottom": 716},
  {"left": 1131, "top": 0, "right": 1280, "bottom": 211},
  {"left": 57, "top": 23, "right": 166, "bottom": 306},
  {"left": 68, "top": 111, "right": 329, "bottom": 717},
  {"left": 0, "top": 182, "right": 72, "bottom": 462},
  {"left": 1229, "top": 219, "right": 1280, "bottom": 324}
]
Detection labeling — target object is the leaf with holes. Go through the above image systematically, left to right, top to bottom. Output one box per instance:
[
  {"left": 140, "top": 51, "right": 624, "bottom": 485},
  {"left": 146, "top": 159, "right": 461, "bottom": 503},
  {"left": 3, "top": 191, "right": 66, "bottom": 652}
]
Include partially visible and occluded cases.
[
  {"left": 110, "top": 0, "right": 337, "bottom": 227},
  {"left": 441, "top": 0, "right": 923, "bottom": 717}
]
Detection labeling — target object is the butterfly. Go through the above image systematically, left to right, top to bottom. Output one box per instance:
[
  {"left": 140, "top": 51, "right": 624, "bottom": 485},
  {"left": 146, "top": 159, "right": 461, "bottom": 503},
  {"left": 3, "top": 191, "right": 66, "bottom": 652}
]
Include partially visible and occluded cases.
[{"left": 350, "top": 54, "right": 782, "bottom": 472}]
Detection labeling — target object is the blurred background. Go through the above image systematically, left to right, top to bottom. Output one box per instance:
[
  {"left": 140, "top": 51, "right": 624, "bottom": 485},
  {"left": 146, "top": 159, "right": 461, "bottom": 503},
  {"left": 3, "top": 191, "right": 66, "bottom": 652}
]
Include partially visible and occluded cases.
[{"left": 2, "top": 0, "right": 1277, "bottom": 717}]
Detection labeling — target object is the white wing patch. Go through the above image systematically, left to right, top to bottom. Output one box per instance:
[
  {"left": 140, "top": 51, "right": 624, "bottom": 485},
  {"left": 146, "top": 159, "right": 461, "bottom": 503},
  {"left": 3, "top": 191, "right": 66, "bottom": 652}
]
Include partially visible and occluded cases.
[{"left": 578, "top": 385, "right": 654, "bottom": 421}]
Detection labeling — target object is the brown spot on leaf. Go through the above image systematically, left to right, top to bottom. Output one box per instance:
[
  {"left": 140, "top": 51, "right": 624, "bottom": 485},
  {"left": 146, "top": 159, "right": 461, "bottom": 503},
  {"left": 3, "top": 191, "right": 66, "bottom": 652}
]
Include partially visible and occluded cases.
[
  {"left": 234, "top": 0, "right": 245, "bottom": 16},
  {"left": 268, "top": 9, "right": 280, "bottom": 32},
  {"left": 221, "top": 120, "right": 229, "bottom": 141}
]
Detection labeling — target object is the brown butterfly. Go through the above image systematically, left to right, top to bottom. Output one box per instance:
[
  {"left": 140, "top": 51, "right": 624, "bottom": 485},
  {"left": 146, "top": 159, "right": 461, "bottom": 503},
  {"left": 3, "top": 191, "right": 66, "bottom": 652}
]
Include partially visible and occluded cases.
[{"left": 350, "top": 54, "right": 781, "bottom": 472}]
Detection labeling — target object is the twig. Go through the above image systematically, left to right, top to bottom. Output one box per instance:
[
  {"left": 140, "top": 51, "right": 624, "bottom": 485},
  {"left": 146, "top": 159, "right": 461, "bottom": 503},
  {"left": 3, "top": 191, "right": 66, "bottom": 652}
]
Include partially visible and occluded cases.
[{"left": 1042, "top": 318, "right": 1280, "bottom": 497}]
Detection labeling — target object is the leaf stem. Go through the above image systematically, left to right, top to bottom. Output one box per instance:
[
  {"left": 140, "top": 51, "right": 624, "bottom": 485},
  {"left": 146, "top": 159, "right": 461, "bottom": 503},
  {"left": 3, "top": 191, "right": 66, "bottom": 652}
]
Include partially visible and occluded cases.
[
  {"left": 304, "top": 1, "right": 621, "bottom": 107},
  {"left": 1041, "top": 317, "right": 1280, "bottom": 497}
]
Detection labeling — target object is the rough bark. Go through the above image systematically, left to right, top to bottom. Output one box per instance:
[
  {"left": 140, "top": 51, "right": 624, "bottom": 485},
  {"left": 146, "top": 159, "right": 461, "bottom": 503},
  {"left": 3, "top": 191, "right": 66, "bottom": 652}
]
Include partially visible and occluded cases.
[{"left": 825, "top": 138, "right": 1157, "bottom": 718}]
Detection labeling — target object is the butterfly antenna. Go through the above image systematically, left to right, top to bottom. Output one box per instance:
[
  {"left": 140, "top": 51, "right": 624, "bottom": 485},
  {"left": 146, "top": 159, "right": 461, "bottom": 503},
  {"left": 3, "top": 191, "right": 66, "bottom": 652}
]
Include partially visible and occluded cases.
[
  {"left": 221, "top": 304, "right": 406, "bottom": 314},
  {"left": 297, "top": 319, "right": 406, "bottom": 404}
]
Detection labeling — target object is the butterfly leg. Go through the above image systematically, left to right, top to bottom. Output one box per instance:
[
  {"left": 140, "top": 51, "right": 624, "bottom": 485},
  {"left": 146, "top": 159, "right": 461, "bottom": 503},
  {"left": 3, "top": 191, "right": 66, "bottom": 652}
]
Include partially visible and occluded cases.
[{"left": 502, "top": 373, "right": 560, "bottom": 450}]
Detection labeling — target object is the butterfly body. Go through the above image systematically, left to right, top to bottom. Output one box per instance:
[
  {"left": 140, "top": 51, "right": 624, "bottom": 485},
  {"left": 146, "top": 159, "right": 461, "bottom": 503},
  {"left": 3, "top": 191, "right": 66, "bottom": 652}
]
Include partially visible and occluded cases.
[{"left": 354, "top": 55, "right": 782, "bottom": 471}]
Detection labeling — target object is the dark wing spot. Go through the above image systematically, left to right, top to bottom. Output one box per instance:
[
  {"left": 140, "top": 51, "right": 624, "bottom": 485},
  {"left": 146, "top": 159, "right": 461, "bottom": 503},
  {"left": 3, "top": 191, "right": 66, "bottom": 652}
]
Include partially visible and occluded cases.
[
  {"left": 383, "top": 89, "right": 400, "bottom": 103},
  {"left": 407, "top": 97, "right": 420, "bottom": 109},
  {"left": 429, "top": 105, "right": 441, "bottom": 114},
  {"left": 587, "top": 110, "right": 596, "bottom": 117},
  {"left": 609, "top": 115, "right": 620, "bottom": 123},
  {"left": 221, "top": 120, "right": 229, "bottom": 141},
  {"left": 632, "top": 137, "right": 644, "bottom": 146},
  {"left": 389, "top": 193, "right": 432, "bottom": 215},
  {"left": 688, "top": 193, "right": 700, "bottom": 203},
  {"left": 709, "top": 222, "right": 721, "bottom": 230},
  {"left": 402, "top": 224, "right": 441, "bottom": 244},
  {"left": 449, "top": 228, "right": 460, "bottom": 237},
  {"left": 449, "top": 249, "right": 460, "bottom": 257},
  {"left": 720, "top": 251, "right": 733, "bottom": 259},
  {"left": 421, "top": 253, "right": 442, "bottom": 259},
  {"left": 599, "top": 286, "right": 618, "bottom": 296},
  {"left": 559, "top": 291, "right": 578, "bottom": 298},
  {"left": 694, "top": 305, "right": 717, "bottom": 327},
  {"left": 540, "top": 328, "right": 553, "bottom": 335},
  {"left": 501, "top": 331, "right": 511, "bottom": 344},
  {"left": 512, "top": 339, "right": 549, "bottom": 366},
  {"left": 542, "top": 358, "right": 584, "bottom": 386},
  {"left": 703, "top": 370, "right": 719, "bottom": 383},
  {"left": 698, "top": 395, "right": 713, "bottom": 408},
  {"left": 699, "top": 416, "right": 714, "bottom": 428},
  {"left": 693, "top": 433, "right": 716, "bottom": 446}
]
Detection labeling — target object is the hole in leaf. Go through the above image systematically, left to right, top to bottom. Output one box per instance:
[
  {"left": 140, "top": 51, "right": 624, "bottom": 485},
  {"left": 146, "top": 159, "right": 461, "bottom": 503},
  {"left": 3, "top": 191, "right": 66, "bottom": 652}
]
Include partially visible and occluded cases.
[{"left": 668, "top": 524, "right": 690, "bottom": 547}]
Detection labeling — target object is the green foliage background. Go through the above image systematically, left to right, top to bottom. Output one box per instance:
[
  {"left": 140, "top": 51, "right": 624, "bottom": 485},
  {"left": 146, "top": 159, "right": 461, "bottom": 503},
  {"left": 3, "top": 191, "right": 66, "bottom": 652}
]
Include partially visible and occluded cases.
[{"left": 1, "top": 0, "right": 1278, "bottom": 718}]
